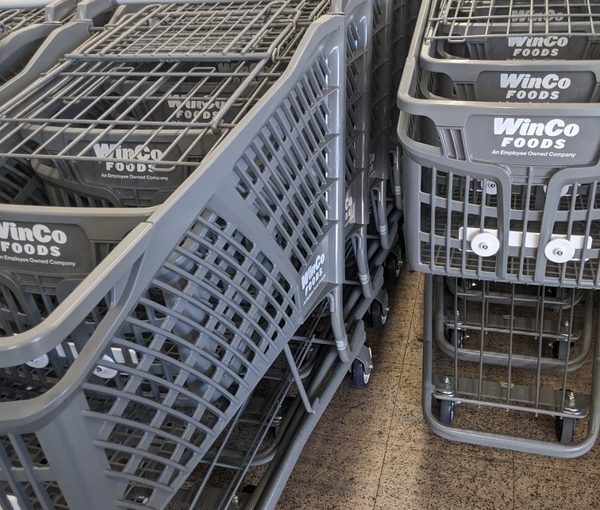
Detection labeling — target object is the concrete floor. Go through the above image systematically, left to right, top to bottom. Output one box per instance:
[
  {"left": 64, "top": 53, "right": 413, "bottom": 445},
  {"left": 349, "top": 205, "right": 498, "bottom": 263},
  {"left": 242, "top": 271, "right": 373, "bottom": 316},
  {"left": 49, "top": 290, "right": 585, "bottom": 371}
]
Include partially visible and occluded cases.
[{"left": 276, "top": 270, "right": 600, "bottom": 510}]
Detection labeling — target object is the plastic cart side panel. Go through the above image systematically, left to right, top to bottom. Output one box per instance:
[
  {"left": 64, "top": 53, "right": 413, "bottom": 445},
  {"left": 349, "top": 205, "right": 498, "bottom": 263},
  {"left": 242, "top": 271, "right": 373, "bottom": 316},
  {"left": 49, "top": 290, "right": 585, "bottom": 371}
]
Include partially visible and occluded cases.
[{"left": 0, "top": 15, "right": 346, "bottom": 510}]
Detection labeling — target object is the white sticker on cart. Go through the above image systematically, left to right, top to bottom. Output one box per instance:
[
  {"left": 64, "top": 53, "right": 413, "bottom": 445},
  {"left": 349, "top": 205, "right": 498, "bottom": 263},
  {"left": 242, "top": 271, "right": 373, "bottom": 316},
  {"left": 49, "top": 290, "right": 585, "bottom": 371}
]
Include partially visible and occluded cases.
[
  {"left": 467, "top": 116, "right": 600, "bottom": 166},
  {"left": 301, "top": 252, "right": 326, "bottom": 305}
]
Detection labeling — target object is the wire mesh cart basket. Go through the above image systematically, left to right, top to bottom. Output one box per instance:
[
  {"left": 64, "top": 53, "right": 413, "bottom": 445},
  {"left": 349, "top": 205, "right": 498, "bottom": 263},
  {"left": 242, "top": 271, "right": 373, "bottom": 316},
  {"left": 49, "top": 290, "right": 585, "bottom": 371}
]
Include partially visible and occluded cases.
[{"left": 0, "top": 4, "right": 367, "bottom": 508}]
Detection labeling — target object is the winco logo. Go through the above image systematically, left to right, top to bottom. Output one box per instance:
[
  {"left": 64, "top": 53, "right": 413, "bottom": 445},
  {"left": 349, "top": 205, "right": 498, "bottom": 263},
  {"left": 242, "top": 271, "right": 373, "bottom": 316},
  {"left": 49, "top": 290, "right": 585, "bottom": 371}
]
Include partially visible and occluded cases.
[
  {"left": 510, "top": 9, "right": 564, "bottom": 23},
  {"left": 507, "top": 35, "right": 569, "bottom": 57},
  {"left": 500, "top": 73, "right": 571, "bottom": 100},
  {"left": 167, "top": 97, "right": 226, "bottom": 120},
  {"left": 494, "top": 117, "right": 580, "bottom": 149},
  {"left": 93, "top": 143, "right": 164, "bottom": 173},
  {"left": 0, "top": 222, "right": 66, "bottom": 257},
  {"left": 301, "top": 253, "right": 326, "bottom": 301}
]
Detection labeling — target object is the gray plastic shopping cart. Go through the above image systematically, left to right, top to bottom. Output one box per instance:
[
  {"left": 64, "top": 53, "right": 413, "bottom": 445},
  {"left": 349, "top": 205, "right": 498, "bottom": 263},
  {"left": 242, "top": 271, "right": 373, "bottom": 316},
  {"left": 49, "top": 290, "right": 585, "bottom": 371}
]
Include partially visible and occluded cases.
[
  {"left": 398, "top": 0, "right": 600, "bottom": 457},
  {"left": 0, "top": 3, "right": 370, "bottom": 508}
]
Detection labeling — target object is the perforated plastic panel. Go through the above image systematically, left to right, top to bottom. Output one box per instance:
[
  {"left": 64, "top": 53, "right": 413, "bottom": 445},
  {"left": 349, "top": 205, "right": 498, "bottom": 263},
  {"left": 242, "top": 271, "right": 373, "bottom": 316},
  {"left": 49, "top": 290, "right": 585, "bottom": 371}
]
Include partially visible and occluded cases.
[{"left": 0, "top": 15, "right": 345, "bottom": 510}]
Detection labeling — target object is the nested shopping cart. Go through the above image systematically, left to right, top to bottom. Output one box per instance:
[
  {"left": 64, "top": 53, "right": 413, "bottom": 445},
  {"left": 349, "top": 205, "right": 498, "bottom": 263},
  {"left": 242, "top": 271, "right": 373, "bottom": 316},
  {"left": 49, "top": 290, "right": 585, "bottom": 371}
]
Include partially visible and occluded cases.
[
  {"left": 0, "top": 0, "right": 326, "bottom": 333},
  {"left": 398, "top": 0, "right": 600, "bottom": 457},
  {"left": 419, "top": 0, "right": 600, "bottom": 102},
  {"left": 399, "top": 3, "right": 600, "bottom": 288},
  {"left": 0, "top": 4, "right": 366, "bottom": 508}
]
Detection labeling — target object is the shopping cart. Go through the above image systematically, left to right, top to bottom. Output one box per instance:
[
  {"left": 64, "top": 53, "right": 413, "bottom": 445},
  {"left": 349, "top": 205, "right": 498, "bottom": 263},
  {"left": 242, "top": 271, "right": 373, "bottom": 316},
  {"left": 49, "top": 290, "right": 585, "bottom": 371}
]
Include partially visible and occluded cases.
[
  {"left": 0, "top": 0, "right": 329, "bottom": 338},
  {"left": 398, "top": 0, "right": 600, "bottom": 288},
  {"left": 399, "top": 0, "right": 600, "bottom": 457},
  {"left": 419, "top": 0, "right": 600, "bottom": 102},
  {"left": 0, "top": 5, "right": 363, "bottom": 508}
]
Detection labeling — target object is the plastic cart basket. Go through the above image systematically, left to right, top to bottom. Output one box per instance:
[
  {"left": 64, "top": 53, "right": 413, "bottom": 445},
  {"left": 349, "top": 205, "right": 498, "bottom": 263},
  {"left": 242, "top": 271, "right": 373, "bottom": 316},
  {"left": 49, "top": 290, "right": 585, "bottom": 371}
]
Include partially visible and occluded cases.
[
  {"left": 0, "top": 0, "right": 75, "bottom": 87},
  {"left": 397, "top": 0, "right": 600, "bottom": 288},
  {"left": 418, "top": 0, "right": 600, "bottom": 102},
  {"left": 0, "top": 14, "right": 354, "bottom": 510},
  {"left": 422, "top": 274, "right": 600, "bottom": 457},
  {"left": 435, "top": 277, "right": 593, "bottom": 370}
]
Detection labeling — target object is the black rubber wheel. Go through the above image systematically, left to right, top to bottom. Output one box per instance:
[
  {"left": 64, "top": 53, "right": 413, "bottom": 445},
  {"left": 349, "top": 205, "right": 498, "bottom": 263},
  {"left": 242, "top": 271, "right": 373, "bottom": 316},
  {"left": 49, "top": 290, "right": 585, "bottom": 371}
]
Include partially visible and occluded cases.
[
  {"left": 385, "top": 254, "right": 402, "bottom": 280},
  {"left": 370, "top": 299, "right": 388, "bottom": 329},
  {"left": 446, "top": 328, "right": 466, "bottom": 349},
  {"left": 351, "top": 359, "right": 370, "bottom": 388},
  {"left": 439, "top": 400, "right": 456, "bottom": 426},
  {"left": 555, "top": 416, "right": 576, "bottom": 444}
]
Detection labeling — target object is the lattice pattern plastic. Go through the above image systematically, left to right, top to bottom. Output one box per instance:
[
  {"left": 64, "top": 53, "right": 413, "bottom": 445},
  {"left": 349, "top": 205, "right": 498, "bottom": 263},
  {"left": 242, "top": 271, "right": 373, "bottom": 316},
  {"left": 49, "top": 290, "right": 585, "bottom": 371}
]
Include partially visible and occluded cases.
[
  {"left": 0, "top": 17, "right": 344, "bottom": 508},
  {"left": 402, "top": 142, "right": 600, "bottom": 286}
]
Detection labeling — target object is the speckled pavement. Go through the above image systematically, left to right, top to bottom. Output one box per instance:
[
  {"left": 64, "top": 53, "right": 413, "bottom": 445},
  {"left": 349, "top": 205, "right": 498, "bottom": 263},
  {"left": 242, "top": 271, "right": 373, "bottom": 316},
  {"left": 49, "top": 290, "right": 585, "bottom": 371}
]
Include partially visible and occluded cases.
[{"left": 276, "top": 269, "right": 600, "bottom": 510}]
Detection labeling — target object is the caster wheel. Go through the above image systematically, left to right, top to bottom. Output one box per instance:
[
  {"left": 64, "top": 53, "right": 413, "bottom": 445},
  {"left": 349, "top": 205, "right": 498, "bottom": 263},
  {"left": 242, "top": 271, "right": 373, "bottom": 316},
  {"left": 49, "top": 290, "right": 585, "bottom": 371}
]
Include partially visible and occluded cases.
[
  {"left": 385, "top": 254, "right": 402, "bottom": 280},
  {"left": 370, "top": 299, "right": 388, "bottom": 329},
  {"left": 446, "top": 328, "right": 466, "bottom": 349},
  {"left": 552, "top": 341, "right": 573, "bottom": 361},
  {"left": 351, "top": 359, "right": 370, "bottom": 388},
  {"left": 439, "top": 400, "right": 456, "bottom": 426},
  {"left": 555, "top": 416, "right": 576, "bottom": 444}
]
